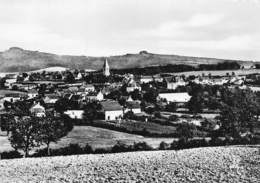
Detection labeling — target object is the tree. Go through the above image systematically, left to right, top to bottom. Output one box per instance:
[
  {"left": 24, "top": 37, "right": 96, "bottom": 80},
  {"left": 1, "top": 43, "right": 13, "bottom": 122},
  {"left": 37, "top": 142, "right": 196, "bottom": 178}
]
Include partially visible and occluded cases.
[
  {"left": 143, "top": 88, "right": 158, "bottom": 103},
  {"left": 218, "top": 88, "right": 259, "bottom": 138},
  {"left": 187, "top": 94, "right": 203, "bottom": 113},
  {"left": 54, "top": 98, "right": 70, "bottom": 113},
  {"left": 83, "top": 101, "right": 102, "bottom": 123},
  {"left": 165, "top": 102, "right": 177, "bottom": 112},
  {"left": 0, "top": 111, "right": 15, "bottom": 135},
  {"left": 38, "top": 113, "right": 74, "bottom": 156},
  {"left": 9, "top": 116, "right": 42, "bottom": 157},
  {"left": 177, "top": 123, "right": 196, "bottom": 142}
]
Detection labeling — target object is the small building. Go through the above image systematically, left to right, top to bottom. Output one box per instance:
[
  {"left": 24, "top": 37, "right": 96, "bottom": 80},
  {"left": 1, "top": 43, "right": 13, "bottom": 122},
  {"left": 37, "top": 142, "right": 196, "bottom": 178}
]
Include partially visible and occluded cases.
[
  {"left": 75, "top": 72, "right": 83, "bottom": 80},
  {"left": 139, "top": 75, "right": 154, "bottom": 84},
  {"left": 165, "top": 76, "right": 186, "bottom": 90},
  {"left": 5, "top": 78, "right": 17, "bottom": 89},
  {"left": 126, "top": 79, "right": 141, "bottom": 93},
  {"left": 84, "top": 84, "right": 95, "bottom": 92},
  {"left": 27, "top": 89, "right": 38, "bottom": 99},
  {"left": 86, "top": 91, "right": 104, "bottom": 101},
  {"left": 158, "top": 92, "right": 191, "bottom": 104},
  {"left": 2, "top": 93, "right": 24, "bottom": 103},
  {"left": 44, "top": 94, "right": 59, "bottom": 107},
  {"left": 100, "top": 100, "right": 123, "bottom": 120},
  {"left": 125, "top": 101, "right": 141, "bottom": 114},
  {"left": 30, "top": 103, "right": 46, "bottom": 117},
  {"left": 64, "top": 110, "right": 84, "bottom": 119}
]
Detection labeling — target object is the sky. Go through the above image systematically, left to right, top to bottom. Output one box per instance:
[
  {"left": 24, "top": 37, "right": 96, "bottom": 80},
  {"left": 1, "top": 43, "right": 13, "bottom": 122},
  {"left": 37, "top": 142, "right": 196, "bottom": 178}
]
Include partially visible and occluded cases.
[{"left": 0, "top": 0, "right": 260, "bottom": 60}]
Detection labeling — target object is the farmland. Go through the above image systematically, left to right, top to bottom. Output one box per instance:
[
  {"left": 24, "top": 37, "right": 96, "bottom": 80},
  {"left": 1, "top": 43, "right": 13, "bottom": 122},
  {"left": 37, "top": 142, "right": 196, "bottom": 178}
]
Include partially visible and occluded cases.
[
  {"left": 173, "top": 69, "right": 260, "bottom": 77},
  {"left": 0, "top": 126, "right": 177, "bottom": 153},
  {"left": 0, "top": 146, "right": 259, "bottom": 182}
]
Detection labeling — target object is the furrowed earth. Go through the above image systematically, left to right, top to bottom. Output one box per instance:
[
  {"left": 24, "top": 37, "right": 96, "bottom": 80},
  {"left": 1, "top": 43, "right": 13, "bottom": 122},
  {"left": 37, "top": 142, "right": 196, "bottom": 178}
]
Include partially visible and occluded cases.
[{"left": 0, "top": 146, "right": 259, "bottom": 183}]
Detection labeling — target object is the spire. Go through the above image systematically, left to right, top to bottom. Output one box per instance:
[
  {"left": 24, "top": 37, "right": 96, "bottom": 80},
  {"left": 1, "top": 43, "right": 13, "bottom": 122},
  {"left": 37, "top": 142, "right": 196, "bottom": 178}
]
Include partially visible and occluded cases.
[{"left": 103, "top": 58, "right": 110, "bottom": 76}]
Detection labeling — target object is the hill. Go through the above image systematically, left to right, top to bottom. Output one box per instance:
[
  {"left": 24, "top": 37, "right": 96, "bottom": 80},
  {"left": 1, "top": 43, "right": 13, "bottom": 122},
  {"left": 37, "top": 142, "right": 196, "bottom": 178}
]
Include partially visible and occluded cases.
[
  {"left": 0, "top": 47, "right": 256, "bottom": 72},
  {"left": 0, "top": 146, "right": 259, "bottom": 182}
]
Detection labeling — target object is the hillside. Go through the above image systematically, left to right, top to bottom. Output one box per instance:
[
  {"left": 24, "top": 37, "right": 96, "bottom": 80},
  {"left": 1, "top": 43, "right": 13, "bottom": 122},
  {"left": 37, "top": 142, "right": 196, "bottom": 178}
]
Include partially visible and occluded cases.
[
  {"left": 0, "top": 47, "right": 255, "bottom": 72},
  {"left": 0, "top": 146, "right": 259, "bottom": 182}
]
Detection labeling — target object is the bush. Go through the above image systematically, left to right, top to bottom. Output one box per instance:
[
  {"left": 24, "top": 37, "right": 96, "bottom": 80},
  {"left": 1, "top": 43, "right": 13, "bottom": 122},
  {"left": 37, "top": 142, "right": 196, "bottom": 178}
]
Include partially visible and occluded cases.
[
  {"left": 169, "top": 115, "right": 179, "bottom": 121},
  {"left": 159, "top": 141, "right": 169, "bottom": 150},
  {"left": 111, "top": 142, "right": 133, "bottom": 153},
  {"left": 133, "top": 142, "right": 153, "bottom": 151},
  {"left": 0, "top": 150, "right": 22, "bottom": 159}
]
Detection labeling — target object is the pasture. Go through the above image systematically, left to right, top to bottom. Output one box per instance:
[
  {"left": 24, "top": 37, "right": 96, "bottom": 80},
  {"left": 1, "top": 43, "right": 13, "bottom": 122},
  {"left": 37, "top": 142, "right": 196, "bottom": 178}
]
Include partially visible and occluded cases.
[{"left": 0, "top": 126, "right": 177, "bottom": 153}]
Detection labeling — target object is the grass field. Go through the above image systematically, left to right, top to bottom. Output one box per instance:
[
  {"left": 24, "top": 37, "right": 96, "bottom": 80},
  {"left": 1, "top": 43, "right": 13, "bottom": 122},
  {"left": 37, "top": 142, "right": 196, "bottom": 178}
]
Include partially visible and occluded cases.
[
  {"left": 0, "top": 90, "right": 27, "bottom": 96},
  {"left": 0, "top": 126, "right": 177, "bottom": 153}
]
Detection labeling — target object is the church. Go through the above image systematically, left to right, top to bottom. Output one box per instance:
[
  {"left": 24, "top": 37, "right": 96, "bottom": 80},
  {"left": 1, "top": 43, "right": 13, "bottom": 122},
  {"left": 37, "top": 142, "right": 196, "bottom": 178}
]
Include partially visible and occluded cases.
[{"left": 103, "top": 59, "right": 110, "bottom": 77}]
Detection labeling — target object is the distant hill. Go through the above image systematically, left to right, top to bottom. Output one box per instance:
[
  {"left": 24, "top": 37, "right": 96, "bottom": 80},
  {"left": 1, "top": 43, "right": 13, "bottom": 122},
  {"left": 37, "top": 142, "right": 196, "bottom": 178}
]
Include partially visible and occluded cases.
[{"left": 0, "top": 47, "right": 256, "bottom": 72}]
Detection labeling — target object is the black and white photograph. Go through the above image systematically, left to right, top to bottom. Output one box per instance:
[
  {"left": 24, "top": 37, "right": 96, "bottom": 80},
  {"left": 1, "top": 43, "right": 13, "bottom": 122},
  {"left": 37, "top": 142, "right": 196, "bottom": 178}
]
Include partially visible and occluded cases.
[{"left": 0, "top": 0, "right": 259, "bottom": 182}]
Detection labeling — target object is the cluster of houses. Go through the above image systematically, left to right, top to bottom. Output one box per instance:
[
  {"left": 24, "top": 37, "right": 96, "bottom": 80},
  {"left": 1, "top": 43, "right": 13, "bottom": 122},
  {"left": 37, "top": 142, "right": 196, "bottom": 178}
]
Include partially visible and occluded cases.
[{"left": 1, "top": 59, "right": 260, "bottom": 123}]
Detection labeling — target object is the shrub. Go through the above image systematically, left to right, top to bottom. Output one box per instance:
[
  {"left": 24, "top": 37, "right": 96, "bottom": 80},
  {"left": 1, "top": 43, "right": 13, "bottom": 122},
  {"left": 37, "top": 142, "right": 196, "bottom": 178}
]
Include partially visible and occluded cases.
[
  {"left": 159, "top": 141, "right": 169, "bottom": 150},
  {"left": 111, "top": 142, "right": 133, "bottom": 153},
  {"left": 133, "top": 142, "right": 153, "bottom": 151},
  {"left": 0, "top": 150, "right": 22, "bottom": 159}
]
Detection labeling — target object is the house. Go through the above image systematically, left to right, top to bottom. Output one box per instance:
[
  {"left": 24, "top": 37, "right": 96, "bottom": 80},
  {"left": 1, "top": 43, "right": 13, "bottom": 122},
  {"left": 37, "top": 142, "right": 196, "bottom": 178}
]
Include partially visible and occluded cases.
[
  {"left": 75, "top": 72, "right": 83, "bottom": 80},
  {"left": 139, "top": 75, "right": 154, "bottom": 84},
  {"left": 153, "top": 75, "right": 163, "bottom": 82},
  {"left": 165, "top": 77, "right": 186, "bottom": 90},
  {"left": 4, "top": 78, "right": 17, "bottom": 89},
  {"left": 126, "top": 79, "right": 141, "bottom": 93},
  {"left": 84, "top": 84, "right": 95, "bottom": 92},
  {"left": 27, "top": 89, "right": 38, "bottom": 99},
  {"left": 86, "top": 91, "right": 104, "bottom": 101},
  {"left": 158, "top": 92, "right": 191, "bottom": 104},
  {"left": 3, "top": 93, "right": 24, "bottom": 103},
  {"left": 44, "top": 94, "right": 59, "bottom": 107},
  {"left": 100, "top": 100, "right": 123, "bottom": 120},
  {"left": 125, "top": 101, "right": 141, "bottom": 114},
  {"left": 30, "top": 103, "right": 46, "bottom": 117},
  {"left": 64, "top": 110, "right": 84, "bottom": 119}
]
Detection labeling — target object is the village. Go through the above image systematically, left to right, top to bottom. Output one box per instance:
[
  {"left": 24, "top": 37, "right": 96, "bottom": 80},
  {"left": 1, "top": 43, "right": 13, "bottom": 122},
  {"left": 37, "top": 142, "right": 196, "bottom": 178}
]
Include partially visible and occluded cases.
[
  {"left": 0, "top": 59, "right": 260, "bottom": 158},
  {"left": 0, "top": 59, "right": 259, "bottom": 122}
]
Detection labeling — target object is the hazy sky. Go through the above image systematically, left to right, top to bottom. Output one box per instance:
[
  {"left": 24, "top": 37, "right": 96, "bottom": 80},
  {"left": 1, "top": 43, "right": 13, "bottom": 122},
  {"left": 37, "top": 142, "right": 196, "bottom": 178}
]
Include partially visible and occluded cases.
[{"left": 0, "top": 0, "right": 260, "bottom": 60}]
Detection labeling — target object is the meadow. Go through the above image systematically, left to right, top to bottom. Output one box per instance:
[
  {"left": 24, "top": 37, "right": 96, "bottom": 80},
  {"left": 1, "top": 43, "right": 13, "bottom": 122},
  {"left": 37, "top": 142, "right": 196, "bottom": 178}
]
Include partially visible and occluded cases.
[{"left": 0, "top": 126, "right": 177, "bottom": 153}]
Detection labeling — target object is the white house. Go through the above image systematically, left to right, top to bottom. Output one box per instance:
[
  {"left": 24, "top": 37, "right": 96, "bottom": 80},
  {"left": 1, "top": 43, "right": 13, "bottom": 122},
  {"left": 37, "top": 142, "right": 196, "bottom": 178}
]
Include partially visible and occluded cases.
[
  {"left": 75, "top": 72, "right": 83, "bottom": 80},
  {"left": 139, "top": 75, "right": 154, "bottom": 84},
  {"left": 165, "top": 77, "right": 186, "bottom": 90},
  {"left": 4, "top": 79, "right": 17, "bottom": 89},
  {"left": 126, "top": 79, "right": 141, "bottom": 93},
  {"left": 84, "top": 84, "right": 95, "bottom": 92},
  {"left": 27, "top": 89, "right": 38, "bottom": 99},
  {"left": 158, "top": 92, "right": 191, "bottom": 103},
  {"left": 44, "top": 94, "right": 59, "bottom": 106},
  {"left": 101, "top": 100, "right": 123, "bottom": 121},
  {"left": 30, "top": 103, "right": 45, "bottom": 117},
  {"left": 64, "top": 110, "right": 84, "bottom": 119}
]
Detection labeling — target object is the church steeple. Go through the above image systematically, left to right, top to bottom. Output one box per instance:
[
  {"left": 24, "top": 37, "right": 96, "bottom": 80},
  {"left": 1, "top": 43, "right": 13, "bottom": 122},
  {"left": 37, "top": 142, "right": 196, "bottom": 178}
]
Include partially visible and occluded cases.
[{"left": 103, "top": 59, "right": 110, "bottom": 76}]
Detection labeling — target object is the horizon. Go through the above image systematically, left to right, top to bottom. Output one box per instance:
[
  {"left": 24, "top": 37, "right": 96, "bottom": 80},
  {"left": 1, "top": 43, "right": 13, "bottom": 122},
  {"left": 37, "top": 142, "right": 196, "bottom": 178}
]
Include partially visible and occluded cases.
[
  {"left": 0, "top": 0, "right": 260, "bottom": 61},
  {"left": 2, "top": 46, "right": 259, "bottom": 62}
]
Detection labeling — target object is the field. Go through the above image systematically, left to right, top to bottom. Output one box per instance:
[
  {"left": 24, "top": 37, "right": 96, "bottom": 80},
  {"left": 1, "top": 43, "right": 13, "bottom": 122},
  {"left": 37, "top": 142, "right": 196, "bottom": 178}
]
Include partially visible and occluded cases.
[
  {"left": 173, "top": 69, "right": 260, "bottom": 77},
  {"left": 0, "top": 89, "right": 27, "bottom": 96},
  {"left": 92, "top": 119, "right": 177, "bottom": 136},
  {"left": 0, "top": 126, "right": 176, "bottom": 153},
  {"left": 0, "top": 146, "right": 259, "bottom": 182}
]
